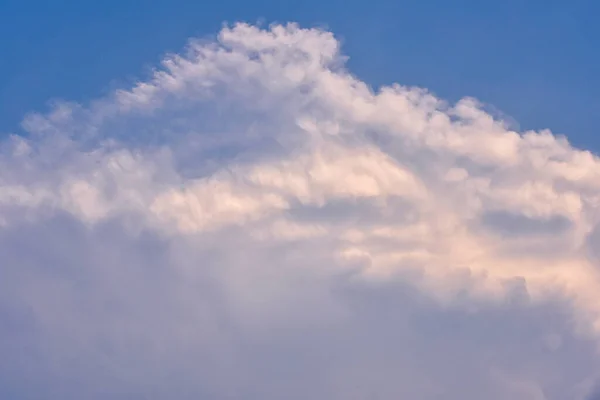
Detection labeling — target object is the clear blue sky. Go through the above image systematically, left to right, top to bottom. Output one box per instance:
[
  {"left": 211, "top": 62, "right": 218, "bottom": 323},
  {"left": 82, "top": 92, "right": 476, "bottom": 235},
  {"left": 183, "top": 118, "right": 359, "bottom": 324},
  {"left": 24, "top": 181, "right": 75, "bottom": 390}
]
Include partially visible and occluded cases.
[{"left": 1, "top": 0, "right": 598, "bottom": 149}]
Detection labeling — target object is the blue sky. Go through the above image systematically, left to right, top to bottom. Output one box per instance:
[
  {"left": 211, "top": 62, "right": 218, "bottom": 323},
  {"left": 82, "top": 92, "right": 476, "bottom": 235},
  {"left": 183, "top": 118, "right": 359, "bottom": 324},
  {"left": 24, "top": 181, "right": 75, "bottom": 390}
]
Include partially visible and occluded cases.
[{"left": 1, "top": 0, "right": 598, "bottom": 148}]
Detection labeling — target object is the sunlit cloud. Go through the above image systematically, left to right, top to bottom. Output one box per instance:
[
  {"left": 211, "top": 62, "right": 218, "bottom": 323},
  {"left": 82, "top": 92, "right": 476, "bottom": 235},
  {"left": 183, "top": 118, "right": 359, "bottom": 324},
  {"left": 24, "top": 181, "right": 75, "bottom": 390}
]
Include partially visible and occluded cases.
[{"left": 2, "top": 22, "right": 600, "bottom": 399}]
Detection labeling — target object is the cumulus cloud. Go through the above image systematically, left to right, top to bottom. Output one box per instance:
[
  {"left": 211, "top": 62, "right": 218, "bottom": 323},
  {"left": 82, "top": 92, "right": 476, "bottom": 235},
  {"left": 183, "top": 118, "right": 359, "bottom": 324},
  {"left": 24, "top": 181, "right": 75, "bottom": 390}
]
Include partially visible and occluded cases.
[{"left": 2, "top": 22, "right": 600, "bottom": 399}]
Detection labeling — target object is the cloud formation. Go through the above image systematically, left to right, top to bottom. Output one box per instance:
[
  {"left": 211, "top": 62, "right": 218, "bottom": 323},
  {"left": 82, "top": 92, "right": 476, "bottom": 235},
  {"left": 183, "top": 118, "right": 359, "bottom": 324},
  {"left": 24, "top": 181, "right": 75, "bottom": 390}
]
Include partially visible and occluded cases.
[{"left": 2, "top": 22, "right": 600, "bottom": 399}]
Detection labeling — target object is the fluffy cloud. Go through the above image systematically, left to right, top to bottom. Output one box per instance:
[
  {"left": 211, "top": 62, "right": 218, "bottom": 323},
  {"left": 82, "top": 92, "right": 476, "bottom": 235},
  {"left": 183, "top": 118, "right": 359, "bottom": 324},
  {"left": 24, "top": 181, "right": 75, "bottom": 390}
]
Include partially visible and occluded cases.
[{"left": 2, "top": 22, "right": 600, "bottom": 399}]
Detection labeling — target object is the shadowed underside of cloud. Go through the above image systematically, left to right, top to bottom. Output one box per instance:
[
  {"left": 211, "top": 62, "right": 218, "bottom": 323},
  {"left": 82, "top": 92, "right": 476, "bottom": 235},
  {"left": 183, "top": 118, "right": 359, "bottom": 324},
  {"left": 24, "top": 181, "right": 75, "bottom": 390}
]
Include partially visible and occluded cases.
[{"left": 2, "top": 22, "right": 600, "bottom": 399}]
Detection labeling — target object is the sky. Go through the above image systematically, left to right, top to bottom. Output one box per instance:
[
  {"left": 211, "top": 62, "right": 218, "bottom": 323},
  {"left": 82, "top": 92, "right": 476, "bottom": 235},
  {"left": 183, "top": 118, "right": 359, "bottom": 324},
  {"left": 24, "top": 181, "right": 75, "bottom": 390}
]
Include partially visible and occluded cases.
[
  {"left": 1, "top": 0, "right": 599, "bottom": 147},
  {"left": 2, "top": 2, "right": 600, "bottom": 400}
]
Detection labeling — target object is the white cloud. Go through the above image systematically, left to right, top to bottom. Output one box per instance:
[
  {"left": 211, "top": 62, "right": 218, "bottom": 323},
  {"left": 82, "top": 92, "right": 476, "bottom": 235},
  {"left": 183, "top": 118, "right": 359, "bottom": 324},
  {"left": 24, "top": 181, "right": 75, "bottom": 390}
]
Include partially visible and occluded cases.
[{"left": 2, "top": 22, "right": 600, "bottom": 399}]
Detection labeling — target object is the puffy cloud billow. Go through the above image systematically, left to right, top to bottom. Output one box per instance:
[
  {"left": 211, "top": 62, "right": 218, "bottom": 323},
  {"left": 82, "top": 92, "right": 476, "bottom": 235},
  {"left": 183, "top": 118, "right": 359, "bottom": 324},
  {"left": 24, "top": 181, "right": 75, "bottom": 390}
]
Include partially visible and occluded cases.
[{"left": 2, "top": 22, "right": 600, "bottom": 399}]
